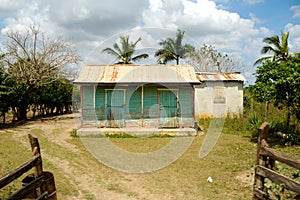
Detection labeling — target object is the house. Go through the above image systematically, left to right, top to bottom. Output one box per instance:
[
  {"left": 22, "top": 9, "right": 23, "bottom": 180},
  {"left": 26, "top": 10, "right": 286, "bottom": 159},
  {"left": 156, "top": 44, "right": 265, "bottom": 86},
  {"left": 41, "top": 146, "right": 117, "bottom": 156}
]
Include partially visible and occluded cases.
[
  {"left": 74, "top": 64, "right": 201, "bottom": 134},
  {"left": 194, "top": 72, "right": 246, "bottom": 118}
]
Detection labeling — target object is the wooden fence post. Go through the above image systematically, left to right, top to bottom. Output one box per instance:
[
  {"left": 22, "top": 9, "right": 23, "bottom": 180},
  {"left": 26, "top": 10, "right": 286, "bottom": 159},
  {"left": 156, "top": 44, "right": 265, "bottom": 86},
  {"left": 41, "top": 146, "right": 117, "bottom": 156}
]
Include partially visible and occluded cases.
[
  {"left": 253, "top": 122, "right": 269, "bottom": 199},
  {"left": 253, "top": 122, "right": 300, "bottom": 199},
  {"left": 0, "top": 133, "right": 57, "bottom": 199},
  {"left": 28, "top": 133, "right": 43, "bottom": 178}
]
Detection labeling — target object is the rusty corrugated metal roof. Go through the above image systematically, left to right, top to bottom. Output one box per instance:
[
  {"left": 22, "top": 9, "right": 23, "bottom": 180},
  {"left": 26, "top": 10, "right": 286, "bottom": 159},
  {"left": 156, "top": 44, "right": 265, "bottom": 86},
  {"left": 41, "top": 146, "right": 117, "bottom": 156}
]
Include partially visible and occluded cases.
[
  {"left": 74, "top": 64, "right": 201, "bottom": 84},
  {"left": 196, "top": 72, "right": 246, "bottom": 82}
]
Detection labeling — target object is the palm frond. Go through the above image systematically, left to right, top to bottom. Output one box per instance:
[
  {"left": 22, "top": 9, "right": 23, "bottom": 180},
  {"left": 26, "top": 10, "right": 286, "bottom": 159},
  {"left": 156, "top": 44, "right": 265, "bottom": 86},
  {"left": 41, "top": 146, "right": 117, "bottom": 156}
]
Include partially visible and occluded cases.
[
  {"left": 154, "top": 29, "right": 194, "bottom": 65},
  {"left": 175, "top": 29, "right": 184, "bottom": 50},
  {"left": 280, "top": 31, "right": 289, "bottom": 58},
  {"left": 257, "top": 32, "right": 290, "bottom": 65},
  {"left": 102, "top": 35, "right": 148, "bottom": 64},
  {"left": 263, "top": 35, "right": 280, "bottom": 47},
  {"left": 120, "top": 36, "right": 130, "bottom": 55},
  {"left": 132, "top": 37, "right": 142, "bottom": 48},
  {"left": 113, "top": 43, "right": 122, "bottom": 55},
  {"left": 261, "top": 45, "right": 276, "bottom": 54},
  {"left": 102, "top": 48, "right": 120, "bottom": 58},
  {"left": 155, "top": 49, "right": 176, "bottom": 64},
  {"left": 132, "top": 53, "right": 149, "bottom": 62},
  {"left": 253, "top": 56, "right": 273, "bottom": 66}
]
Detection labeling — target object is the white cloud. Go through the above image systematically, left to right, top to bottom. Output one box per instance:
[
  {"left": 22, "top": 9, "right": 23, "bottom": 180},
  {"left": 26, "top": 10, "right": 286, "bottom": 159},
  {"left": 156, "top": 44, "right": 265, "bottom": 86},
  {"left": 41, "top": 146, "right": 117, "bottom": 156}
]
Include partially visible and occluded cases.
[
  {"left": 0, "top": 0, "right": 27, "bottom": 12},
  {"left": 0, "top": 0, "right": 272, "bottom": 83},
  {"left": 0, "top": 0, "right": 261, "bottom": 56},
  {"left": 0, "top": 0, "right": 149, "bottom": 54},
  {"left": 142, "top": 0, "right": 258, "bottom": 53},
  {"left": 149, "top": 0, "right": 164, "bottom": 12},
  {"left": 212, "top": 0, "right": 230, "bottom": 3},
  {"left": 243, "top": 0, "right": 264, "bottom": 5},
  {"left": 290, "top": 5, "right": 300, "bottom": 18},
  {"left": 249, "top": 12, "right": 265, "bottom": 24},
  {"left": 1, "top": 17, "right": 33, "bottom": 35},
  {"left": 285, "top": 23, "right": 300, "bottom": 53}
]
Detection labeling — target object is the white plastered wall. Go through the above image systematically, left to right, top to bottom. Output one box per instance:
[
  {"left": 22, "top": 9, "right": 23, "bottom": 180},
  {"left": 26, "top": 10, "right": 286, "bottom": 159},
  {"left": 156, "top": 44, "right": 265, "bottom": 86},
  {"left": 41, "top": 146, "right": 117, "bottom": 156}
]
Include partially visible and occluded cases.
[{"left": 195, "top": 81, "right": 243, "bottom": 118}]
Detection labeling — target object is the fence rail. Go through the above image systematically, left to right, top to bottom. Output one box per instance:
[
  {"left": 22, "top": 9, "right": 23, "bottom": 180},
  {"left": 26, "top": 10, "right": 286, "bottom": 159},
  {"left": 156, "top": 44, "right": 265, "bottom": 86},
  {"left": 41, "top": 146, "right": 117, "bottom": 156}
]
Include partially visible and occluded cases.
[
  {"left": 253, "top": 122, "right": 300, "bottom": 199},
  {"left": 0, "top": 133, "right": 57, "bottom": 200}
]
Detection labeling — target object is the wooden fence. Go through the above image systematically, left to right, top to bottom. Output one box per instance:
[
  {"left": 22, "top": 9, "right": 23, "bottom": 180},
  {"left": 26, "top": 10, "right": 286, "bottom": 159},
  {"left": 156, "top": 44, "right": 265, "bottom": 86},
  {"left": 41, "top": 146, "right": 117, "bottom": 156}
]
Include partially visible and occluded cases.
[
  {"left": 253, "top": 122, "right": 300, "bottom": 199},
  {"left": 0, "top": 134, "right": 57, "bottom": 200}
]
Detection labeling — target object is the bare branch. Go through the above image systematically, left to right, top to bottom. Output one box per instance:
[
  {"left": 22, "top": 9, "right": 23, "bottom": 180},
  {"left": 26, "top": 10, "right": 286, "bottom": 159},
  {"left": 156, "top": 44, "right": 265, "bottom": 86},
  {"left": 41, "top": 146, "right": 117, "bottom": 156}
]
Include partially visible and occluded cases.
[{"left": 2, "top": 24, "right": 81, "bottom": 86}]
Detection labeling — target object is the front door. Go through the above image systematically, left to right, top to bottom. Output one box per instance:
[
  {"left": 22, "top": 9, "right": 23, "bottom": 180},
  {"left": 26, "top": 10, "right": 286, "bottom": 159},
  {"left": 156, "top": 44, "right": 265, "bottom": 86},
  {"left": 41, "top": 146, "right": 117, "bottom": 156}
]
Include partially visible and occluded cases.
[
  {"left": 105, "top": 89, "right": 125, "bottom": 128},
  {"left": 159, "top": 89, "right": 179, "bottom": 128}
]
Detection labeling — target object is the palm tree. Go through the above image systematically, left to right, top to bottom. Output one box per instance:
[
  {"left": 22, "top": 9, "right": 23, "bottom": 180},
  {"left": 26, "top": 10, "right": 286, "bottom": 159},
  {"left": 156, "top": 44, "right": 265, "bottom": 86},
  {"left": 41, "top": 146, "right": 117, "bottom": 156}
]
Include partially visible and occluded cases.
[
  {"left": 155, "top": 29, "right": 194, "bottom": 65},
  {"left": 253, "top": 32, "right": 290, "bottom": 120},
  {"left": 254, "top": 32, "right": 289, "bottom": 66},
  {"left": 102, "top": 35, "right": 149, "bottom": 64}
]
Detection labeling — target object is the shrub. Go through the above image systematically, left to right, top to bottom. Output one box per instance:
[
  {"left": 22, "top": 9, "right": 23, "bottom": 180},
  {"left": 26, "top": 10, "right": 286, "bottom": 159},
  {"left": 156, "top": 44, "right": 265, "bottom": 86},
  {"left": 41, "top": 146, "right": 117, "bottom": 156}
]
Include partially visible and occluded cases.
[{"left": 70, "top": 129, "right": 78, "bottom": 137}]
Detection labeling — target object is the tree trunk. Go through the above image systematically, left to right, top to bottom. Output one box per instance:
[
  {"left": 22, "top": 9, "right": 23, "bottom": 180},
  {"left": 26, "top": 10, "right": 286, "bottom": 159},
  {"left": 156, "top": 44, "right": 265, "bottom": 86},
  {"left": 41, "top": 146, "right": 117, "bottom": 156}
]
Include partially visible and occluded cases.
[
  {"left": 264, "top": 101, "right": 269, "bottom": 118},
  {"left": 19, "top": 106, "right": 27, "bottom": 120},
  {"left": 286, "top": 111, "right": 290, "bottom": 130},
  {"left": 2, "top": 113, "right": 5, "bottom": 124}
]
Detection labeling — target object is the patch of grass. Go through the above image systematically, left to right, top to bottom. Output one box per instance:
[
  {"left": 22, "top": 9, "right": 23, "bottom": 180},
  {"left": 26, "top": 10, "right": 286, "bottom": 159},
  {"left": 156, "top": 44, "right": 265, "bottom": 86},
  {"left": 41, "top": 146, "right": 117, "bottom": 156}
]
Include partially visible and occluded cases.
[
  {"left": 30, "top": 128, "right": 44, "bottom": 135},
  {"left": 70, "top": 129, "right": 78, "bottom": 137},
  {"left": 0, "top": 131, "right": 33, "bottom": 199},
  {"left": 105, "top": 132, "right": 136, "bottom": 138},
  {"left": 79, "top": 133, "right": 175, "bottom": 139},
  {"left": 148, "top": 134, "right": 174, "bottom": 138},
  {"left": 108, "top": 137, "right": 173, "bottom": 153},
  {"left": 42, "top": 160, "right": 79, "bottom": 197},
  {"left": 107, "top": 183, "right": 124, "bottom": 193},
  {"left": 84, "top": 193, "right": 95, "bottom": 200}
]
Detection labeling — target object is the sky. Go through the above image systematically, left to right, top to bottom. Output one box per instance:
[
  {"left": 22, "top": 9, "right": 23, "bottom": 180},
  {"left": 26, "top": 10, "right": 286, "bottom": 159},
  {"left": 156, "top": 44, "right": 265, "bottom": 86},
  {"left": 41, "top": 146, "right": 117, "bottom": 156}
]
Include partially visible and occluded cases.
[{"left": 0, "top": 0, "right": 299, "bottom": 84}]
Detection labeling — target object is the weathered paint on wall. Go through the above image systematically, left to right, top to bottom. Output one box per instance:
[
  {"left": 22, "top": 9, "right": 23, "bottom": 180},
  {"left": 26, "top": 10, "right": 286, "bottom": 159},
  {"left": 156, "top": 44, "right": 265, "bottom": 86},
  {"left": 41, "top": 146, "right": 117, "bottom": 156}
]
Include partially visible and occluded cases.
[
  {"left": 195, "top": 81, "right": 243, "bottom": 118},
  {"left": 81, "top": 84, "right": 195, "bottom": 128},
  {"left": 81, "top": 85, "right": 96, "bottom": 123}
]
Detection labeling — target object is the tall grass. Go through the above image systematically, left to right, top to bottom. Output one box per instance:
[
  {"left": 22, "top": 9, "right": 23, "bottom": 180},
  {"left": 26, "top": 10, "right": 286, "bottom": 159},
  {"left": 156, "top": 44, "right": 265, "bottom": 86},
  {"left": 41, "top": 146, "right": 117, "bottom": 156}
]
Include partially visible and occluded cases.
[{"left": 199, "top": 90, "right": 300, "bottom": 146}]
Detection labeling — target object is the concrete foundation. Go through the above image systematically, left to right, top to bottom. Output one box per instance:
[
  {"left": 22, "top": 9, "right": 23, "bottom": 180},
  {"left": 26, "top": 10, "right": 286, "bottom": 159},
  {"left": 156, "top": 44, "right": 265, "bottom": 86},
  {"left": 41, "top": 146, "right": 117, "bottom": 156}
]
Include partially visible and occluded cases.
[{"left": 77, "top": 127, "right": 197, "bottom": 137}]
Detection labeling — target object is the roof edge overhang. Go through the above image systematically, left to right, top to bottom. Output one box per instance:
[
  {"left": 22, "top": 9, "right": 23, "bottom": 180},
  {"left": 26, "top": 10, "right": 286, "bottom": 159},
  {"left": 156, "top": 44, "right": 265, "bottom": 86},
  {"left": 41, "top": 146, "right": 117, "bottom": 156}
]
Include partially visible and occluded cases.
[
  {"left": 200, "top": 80, "right": 245, "bottom": 82},
  {"left": 74, "top": 81, "right": 201, "bottom": 85}
]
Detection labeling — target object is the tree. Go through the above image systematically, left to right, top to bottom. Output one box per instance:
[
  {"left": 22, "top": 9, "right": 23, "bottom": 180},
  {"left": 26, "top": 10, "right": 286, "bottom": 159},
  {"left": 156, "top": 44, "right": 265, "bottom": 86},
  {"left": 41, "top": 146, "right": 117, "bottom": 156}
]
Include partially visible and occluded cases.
[
  {"left": 1, "top": 24, "right": 80, "bottom": 120},
  {"left": 2, "top": 24, "right": 81, "bottom": 88},
  {"left": 155, "top": 29, "right": 194, "bottom": 65},
  {"left": 254, "top": 32, "right": 290, "bottom": 66},
  {"left": 102, "top": 35, "right": 149, "bottom": 64},
  {"left": 186, "top": 44, "right": 237, "bottom": 72},
  {"left": 250, "top": 54, "right": 300, "bottom": 129},
  {"left": 0, "top": 68, "right": 15, "bottom": 123}
]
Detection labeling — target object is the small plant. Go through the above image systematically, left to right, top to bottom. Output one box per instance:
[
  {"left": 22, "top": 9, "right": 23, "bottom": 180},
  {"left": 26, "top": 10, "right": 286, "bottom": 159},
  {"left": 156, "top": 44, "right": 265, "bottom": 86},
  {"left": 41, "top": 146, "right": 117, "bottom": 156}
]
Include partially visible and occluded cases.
[
  {"left": 247, "top": 112, "right": 263, "bottom": 141},
  {"left": 70, "top": 129, "right": 78, "bottom": 137},
  {"left": 264, "top": 162, "right": 300, "bottom": 199}
]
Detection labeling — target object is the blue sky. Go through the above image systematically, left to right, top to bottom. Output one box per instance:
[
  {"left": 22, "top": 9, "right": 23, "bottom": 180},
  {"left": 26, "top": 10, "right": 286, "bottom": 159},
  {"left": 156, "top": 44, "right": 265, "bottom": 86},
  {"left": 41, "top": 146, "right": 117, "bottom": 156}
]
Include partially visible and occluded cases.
[
  {"left": 0, "top": 0, "right": 299, "bottom": 84},
  {"left": 225, "top": 0, "right": 299, "bottom": 30}
]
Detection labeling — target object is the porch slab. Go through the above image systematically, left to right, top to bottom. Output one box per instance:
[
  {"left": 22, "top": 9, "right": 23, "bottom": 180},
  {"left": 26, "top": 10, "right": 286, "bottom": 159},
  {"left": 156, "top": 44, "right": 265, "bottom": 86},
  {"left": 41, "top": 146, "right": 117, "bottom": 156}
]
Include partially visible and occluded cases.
[{"left": 77, "top": 127, "right": 197, "bottom": 137}]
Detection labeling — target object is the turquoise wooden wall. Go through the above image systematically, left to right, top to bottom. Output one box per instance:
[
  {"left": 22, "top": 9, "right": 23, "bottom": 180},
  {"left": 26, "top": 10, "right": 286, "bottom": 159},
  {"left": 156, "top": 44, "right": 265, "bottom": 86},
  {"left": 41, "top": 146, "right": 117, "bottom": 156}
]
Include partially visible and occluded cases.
[
  {"left": 81, "top": 84, "right": 194, "bottom": 126},
  {"left": 82, "top": 85, "right": 95, "bottom": 122}
]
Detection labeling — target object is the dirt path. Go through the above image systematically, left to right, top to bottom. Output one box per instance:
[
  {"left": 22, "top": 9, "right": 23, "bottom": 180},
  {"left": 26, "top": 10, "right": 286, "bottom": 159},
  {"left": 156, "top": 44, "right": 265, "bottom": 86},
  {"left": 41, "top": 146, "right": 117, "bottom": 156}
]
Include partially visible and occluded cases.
[
  {"left": 1, "top": 114, "right": 256, "bottom": 200},
  {"left": 3, "top": 114, "right": 161, "bottom": 200}
]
